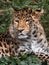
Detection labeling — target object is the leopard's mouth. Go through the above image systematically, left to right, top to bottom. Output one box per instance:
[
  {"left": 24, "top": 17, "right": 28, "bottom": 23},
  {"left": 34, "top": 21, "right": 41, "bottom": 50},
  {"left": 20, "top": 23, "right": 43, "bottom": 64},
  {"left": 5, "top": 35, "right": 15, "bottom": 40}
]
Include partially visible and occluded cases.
[{"left": 18, "top": 34, "right": 28, "bottom": 39}]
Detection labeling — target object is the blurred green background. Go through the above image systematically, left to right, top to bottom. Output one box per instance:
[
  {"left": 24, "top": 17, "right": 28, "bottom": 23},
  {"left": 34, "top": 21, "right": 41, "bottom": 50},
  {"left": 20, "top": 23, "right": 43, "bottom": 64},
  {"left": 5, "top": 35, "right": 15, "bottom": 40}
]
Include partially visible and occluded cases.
[{"left": 0, "top": 0, "right": 49, "bottom": 65}]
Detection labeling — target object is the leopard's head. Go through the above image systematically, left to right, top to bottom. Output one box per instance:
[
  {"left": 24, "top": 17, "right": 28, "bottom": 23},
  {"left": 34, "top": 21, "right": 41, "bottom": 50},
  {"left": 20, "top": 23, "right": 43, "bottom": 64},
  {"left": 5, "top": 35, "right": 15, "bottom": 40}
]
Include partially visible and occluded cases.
[{"left": 9, "top": 8, "right": 44, "bottom": 40}]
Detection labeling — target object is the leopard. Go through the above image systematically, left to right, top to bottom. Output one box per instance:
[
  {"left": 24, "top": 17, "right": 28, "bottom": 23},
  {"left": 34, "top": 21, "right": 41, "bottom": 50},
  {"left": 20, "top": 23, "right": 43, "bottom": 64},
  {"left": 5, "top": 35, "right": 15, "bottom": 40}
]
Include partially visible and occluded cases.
[{"left": 0, "top": 8, "right": 49, "bottom": 64}]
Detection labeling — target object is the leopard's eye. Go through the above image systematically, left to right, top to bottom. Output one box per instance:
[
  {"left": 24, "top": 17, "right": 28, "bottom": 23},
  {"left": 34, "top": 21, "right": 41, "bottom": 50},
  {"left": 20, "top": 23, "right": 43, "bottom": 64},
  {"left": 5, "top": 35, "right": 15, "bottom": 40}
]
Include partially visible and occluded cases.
[
  {"left": 15, "top": 18, "right": 19, "bottom": 22},
  {"left": 26, "top": 19, "right": 29, "bottom": 21},
  {"left": 15, "top": 20, "right": 19, "bottom": 22}
]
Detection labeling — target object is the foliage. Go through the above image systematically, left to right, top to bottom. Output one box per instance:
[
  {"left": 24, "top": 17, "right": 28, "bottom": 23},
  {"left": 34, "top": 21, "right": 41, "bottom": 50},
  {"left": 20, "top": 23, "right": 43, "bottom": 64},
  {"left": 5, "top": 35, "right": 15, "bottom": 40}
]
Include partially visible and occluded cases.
[
  {"left": 0, "top": 0, "right": 49, "bottom": 65},
  {"left": 0, "top": 10, "right": 12, "bottom": 33},
  {"left": 0, "top": 53, "right": 46, "bottom": 65}
]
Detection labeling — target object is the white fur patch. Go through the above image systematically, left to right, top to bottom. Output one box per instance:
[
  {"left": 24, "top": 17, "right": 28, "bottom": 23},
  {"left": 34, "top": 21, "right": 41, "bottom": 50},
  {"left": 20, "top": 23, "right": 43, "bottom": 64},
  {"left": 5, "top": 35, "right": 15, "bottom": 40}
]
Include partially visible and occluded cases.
[
  {"left": 18, "top": 35, "right": 28, "bottom": 39},
  {"left": 31, "top": 40, "right": 49, "bottom": 55}
]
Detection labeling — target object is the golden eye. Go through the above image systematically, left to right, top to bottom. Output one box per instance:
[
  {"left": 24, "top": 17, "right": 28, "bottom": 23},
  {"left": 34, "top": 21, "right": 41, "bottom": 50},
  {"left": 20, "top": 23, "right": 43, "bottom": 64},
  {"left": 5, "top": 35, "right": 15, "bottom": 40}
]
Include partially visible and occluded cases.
[
  {"left": 15, "top": 18, "right": 19, "bottom": 22},
  {"left": 14, "top": 20, "right": 19, "bottom": 25},
  {"left": 15, "top": 20, "right": 19, "bottom": 22}
]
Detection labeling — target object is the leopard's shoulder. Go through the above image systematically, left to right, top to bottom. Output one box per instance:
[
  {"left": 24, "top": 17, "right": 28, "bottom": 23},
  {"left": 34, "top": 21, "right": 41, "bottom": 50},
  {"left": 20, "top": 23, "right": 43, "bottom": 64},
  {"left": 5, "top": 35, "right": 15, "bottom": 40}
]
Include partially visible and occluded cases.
[{"left": 0, "top": 33, "right": 20, "bottom": 57}]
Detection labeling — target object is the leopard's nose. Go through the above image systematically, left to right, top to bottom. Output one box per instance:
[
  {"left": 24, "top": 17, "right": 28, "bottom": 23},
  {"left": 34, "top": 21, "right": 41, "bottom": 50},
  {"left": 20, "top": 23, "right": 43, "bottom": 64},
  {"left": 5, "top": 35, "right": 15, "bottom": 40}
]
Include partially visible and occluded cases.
[{"left": 18, "top": 29, "right": 24, "bottom": 32}]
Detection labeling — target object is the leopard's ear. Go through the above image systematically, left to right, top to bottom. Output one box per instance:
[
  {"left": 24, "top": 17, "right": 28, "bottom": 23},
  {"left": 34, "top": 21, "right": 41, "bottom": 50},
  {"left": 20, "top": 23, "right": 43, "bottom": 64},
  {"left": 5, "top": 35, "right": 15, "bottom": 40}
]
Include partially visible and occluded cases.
[
  {"left": 10, "top": 7, "right": 17, "bottom": 13},
  {"left": 10, "top": 7, "right": 19, "bottom": 17},
  {"left": 31, "top": 9, "right": 44, "bottom": 20},
  {"left": 32, "top": 9, "right": 44, "bottom": 17},
  {"left": 35, "top": 9, "right": 44, "bottom": 16}
]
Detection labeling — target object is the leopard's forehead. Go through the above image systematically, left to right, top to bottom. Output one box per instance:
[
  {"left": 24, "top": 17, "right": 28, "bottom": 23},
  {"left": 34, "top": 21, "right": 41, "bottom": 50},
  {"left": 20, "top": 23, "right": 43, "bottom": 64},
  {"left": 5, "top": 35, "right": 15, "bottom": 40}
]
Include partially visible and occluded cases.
[
  {"left": 13, "top": 8, "right": 32, "bottom": 18},
  {"left": 13, "top": 8, "right": 41, "bottom": 23},
  {"left": 15, "top": 8, "right": 32, "bottom": 13},
  {"left": 12, "top": 9, "right": 34, "bottom": 25}
]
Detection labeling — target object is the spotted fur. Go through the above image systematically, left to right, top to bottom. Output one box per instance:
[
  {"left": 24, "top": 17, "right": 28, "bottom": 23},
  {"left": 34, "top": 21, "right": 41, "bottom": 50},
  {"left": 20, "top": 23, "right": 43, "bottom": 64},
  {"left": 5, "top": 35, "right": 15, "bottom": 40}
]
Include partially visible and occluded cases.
[{"left": 0, "top": 8, "right": 49, "bottom": 64}]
